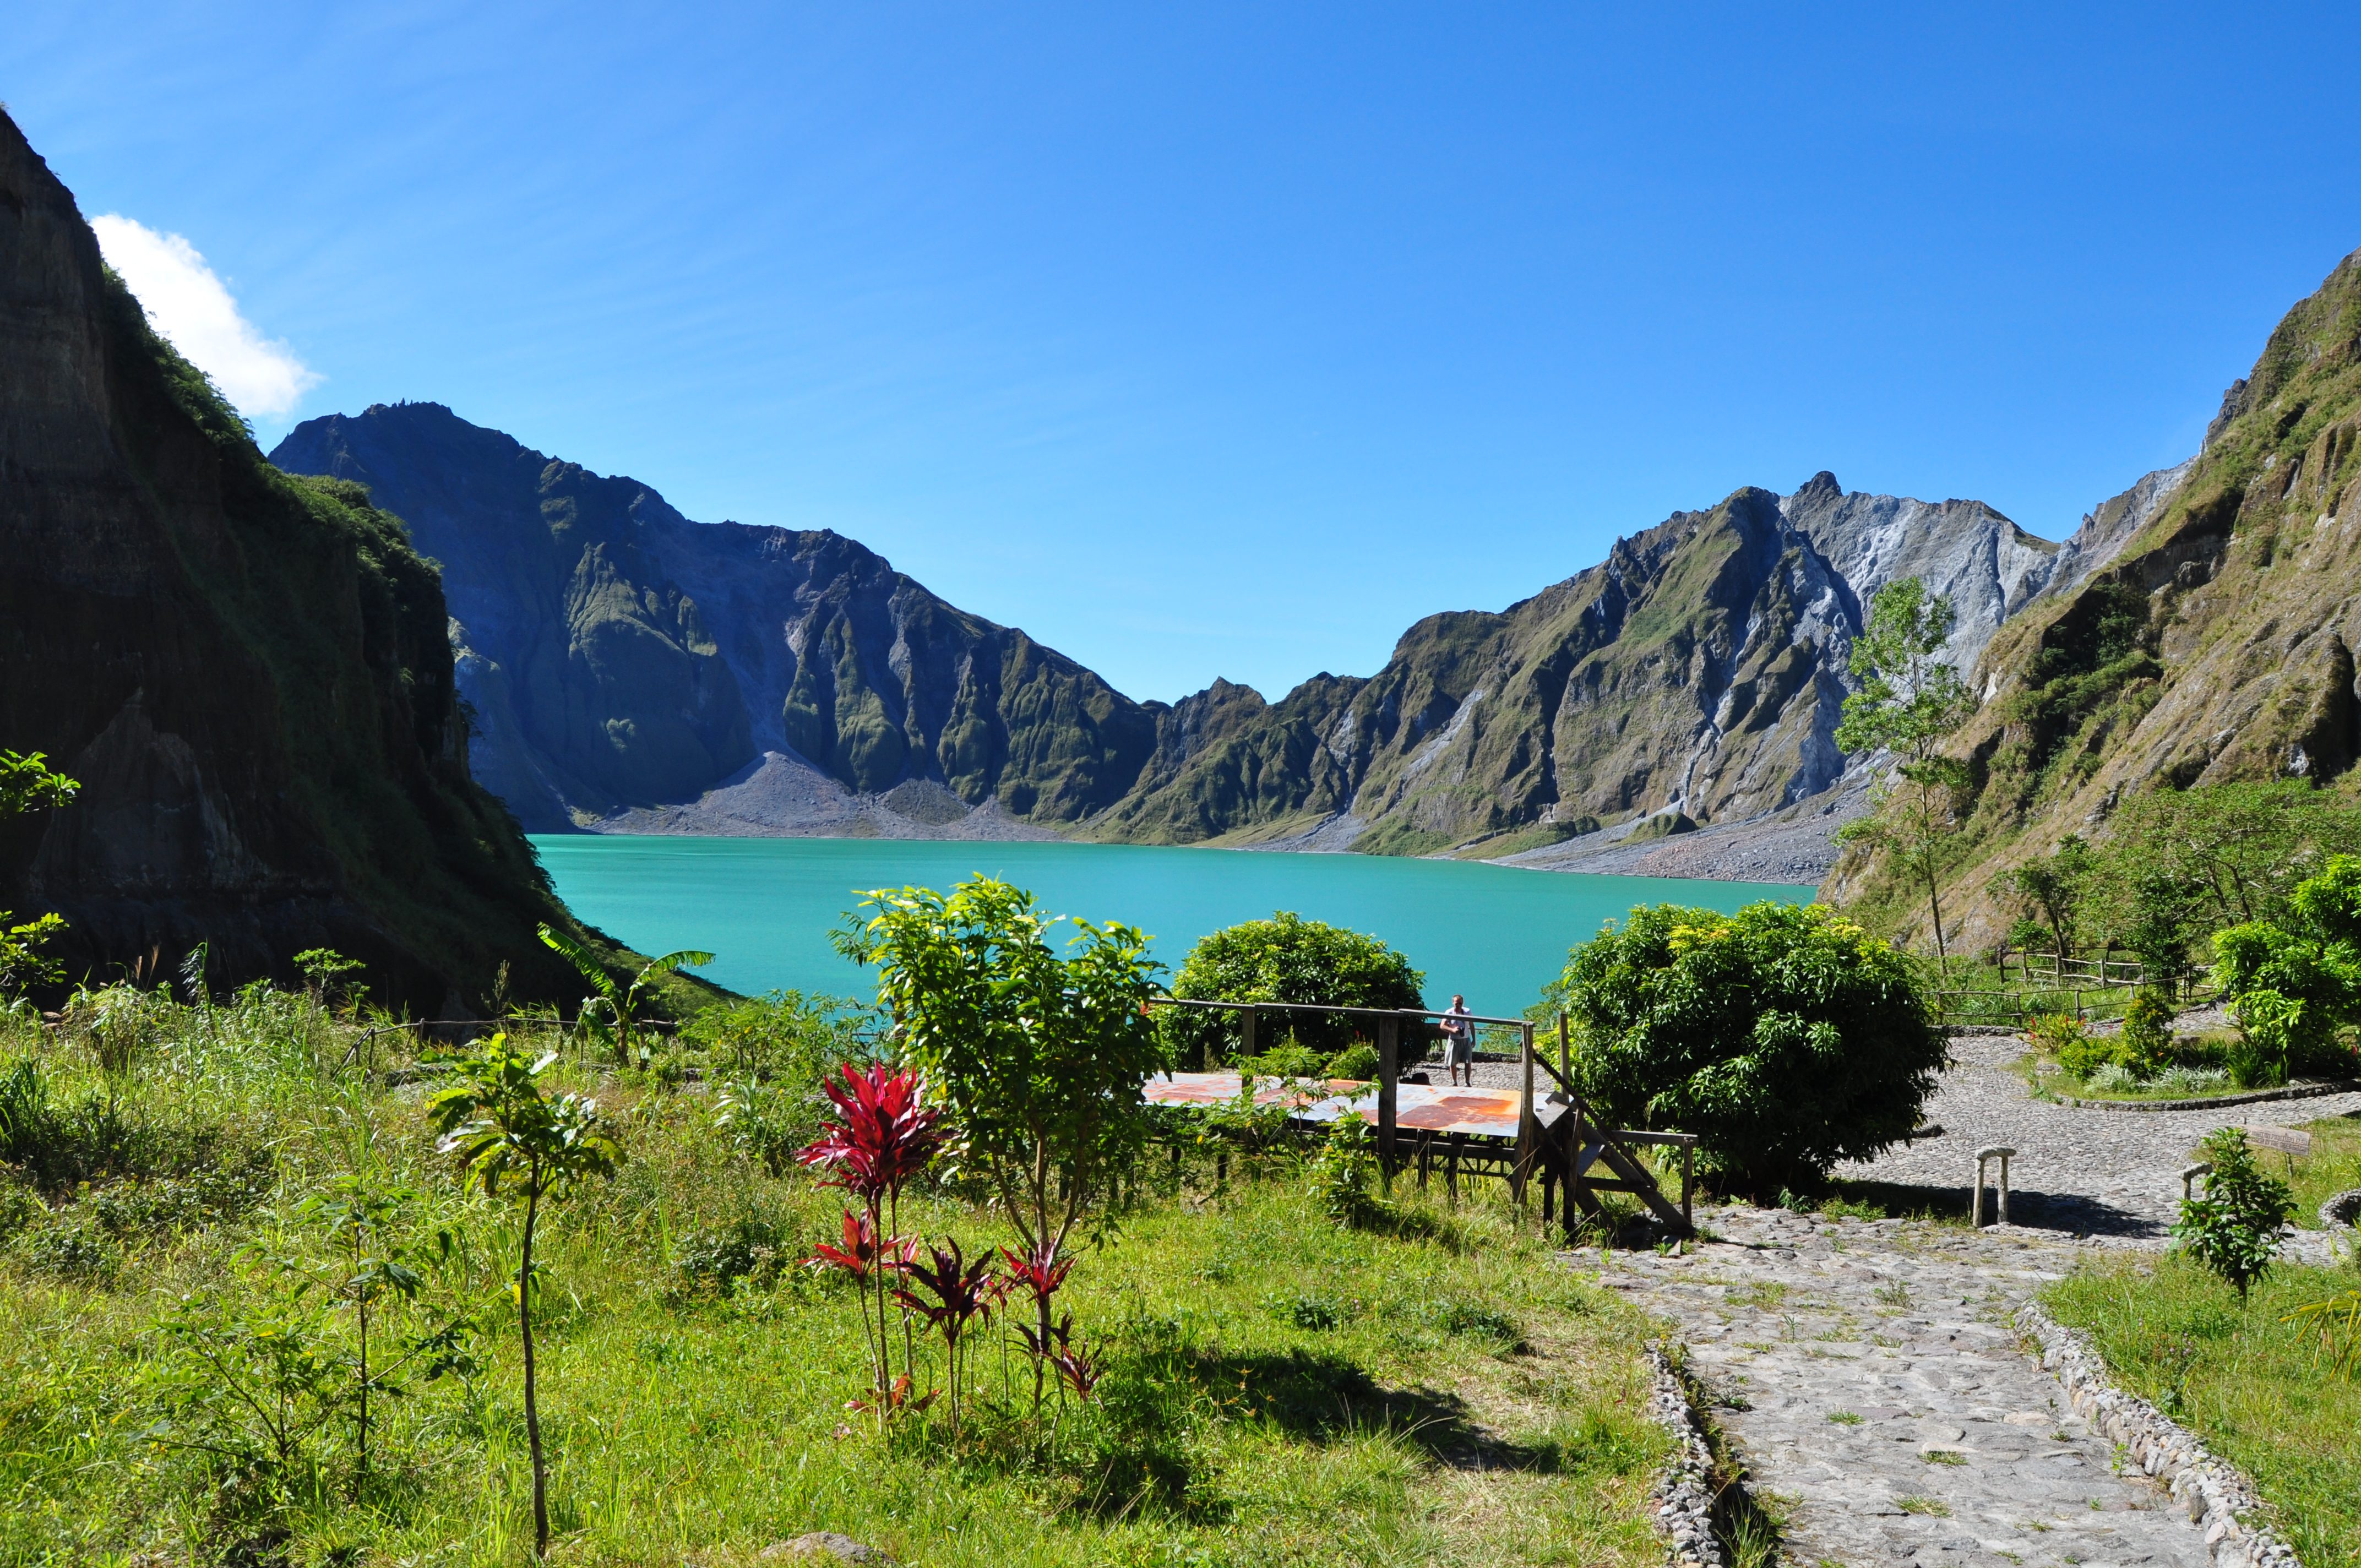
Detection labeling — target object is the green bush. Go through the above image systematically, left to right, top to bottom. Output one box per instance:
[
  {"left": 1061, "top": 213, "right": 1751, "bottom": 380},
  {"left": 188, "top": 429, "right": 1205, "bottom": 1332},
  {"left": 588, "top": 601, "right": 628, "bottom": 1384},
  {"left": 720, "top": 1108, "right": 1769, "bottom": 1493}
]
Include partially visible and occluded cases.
[
  {"left": 2213, "top": 853, "right": 2361, "bottom": 1087},
  {"left": 1557, "top": 901, "right": 1946, "bottom": 1197},
  {"left": 1165, "top": 912, "right": 1424, "bottom": 1068},
  {"left": 2119, "top": 991, "right": 2178, "bottom": 1074},
  {"left": 2031, "top": 1012, "right": 2110, "bottom": 1077},
  {"left": 1324, "top": 1043, "right": 1380, "bottom": 1081},
  {"left": 2174, "top": 1128, "right": 2295, "bottom": 1301}
]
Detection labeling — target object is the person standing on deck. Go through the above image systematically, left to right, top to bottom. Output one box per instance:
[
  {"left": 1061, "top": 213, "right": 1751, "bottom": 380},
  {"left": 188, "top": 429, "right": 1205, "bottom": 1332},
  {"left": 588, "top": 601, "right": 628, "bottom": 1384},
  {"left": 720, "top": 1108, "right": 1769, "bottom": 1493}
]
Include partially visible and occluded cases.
[{"left": 1440, "top": 995, "right": 1476, "bottom": 1086}]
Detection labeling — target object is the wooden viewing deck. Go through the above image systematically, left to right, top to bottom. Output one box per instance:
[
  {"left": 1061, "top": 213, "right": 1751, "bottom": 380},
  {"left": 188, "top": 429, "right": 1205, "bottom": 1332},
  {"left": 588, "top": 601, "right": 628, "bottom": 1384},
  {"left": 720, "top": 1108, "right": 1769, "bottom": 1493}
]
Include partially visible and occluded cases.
[{"left": 1145, "top": 998, "right": 1698, "bottom": 1239}]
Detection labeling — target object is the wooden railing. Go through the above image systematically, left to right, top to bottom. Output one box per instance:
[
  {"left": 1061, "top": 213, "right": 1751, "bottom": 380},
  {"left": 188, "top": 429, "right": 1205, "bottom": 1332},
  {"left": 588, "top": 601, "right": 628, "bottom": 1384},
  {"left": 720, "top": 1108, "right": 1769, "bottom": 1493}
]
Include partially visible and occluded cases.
[{"left": 1147, "top": 998, "right": 1696, "bottom": 1239}]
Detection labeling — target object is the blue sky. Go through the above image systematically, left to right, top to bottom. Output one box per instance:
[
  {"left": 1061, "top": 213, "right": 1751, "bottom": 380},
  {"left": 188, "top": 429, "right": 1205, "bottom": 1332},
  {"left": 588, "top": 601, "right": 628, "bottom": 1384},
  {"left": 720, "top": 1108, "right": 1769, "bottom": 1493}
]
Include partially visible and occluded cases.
[{"left": 9, "top": 3, "right": 2360, "bottom": 704}]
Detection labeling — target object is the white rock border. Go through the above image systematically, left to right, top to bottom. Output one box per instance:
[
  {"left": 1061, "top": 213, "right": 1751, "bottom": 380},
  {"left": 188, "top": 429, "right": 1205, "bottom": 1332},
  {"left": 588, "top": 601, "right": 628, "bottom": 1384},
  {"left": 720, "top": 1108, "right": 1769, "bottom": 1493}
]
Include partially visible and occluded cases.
[
  {"left": 2016, "top": 1299, "right": 2300, "bottom": 1568},
  {"left": 1644, "top": 1341, "right": 1727, "bottom": 1568}
]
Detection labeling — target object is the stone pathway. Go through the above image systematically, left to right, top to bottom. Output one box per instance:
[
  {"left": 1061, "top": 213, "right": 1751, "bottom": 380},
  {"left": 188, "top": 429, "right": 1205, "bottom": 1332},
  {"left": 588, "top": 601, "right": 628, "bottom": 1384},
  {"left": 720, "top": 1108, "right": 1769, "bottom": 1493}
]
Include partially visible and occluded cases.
[
  {"left": 1841, "top": 1034, "right": 2361, "bottom": 1252},
  {"left": 1602, "top": 1207, "right": 2216, "bottom": 1568}
]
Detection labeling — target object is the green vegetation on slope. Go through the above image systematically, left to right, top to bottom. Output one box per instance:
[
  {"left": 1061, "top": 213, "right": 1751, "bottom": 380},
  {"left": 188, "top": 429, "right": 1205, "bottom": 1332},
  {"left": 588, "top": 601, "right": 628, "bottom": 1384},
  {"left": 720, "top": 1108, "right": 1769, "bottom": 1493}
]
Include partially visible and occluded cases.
[{"left": 1835, "top": 245, "right": 2361, "bottom": 952}]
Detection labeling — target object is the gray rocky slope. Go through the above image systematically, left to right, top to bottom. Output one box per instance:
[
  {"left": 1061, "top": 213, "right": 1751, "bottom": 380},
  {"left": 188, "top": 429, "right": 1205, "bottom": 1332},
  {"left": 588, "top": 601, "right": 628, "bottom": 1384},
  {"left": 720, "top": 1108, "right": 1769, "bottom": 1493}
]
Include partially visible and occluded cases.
[{"left": 270, "top": 404, "right": 2185, "bottom": 876}]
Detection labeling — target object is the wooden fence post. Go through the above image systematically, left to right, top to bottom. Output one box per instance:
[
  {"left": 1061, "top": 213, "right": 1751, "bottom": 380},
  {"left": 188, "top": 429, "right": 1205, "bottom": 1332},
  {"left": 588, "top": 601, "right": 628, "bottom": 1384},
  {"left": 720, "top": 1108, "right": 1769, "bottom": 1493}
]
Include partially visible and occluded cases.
[
  {"left": 1239, "top": 1004, "right": 1258, "bottom": 1064},
  {"left": 1557, "top": 1011, "right": 1570, "bottom": 1088},
  {"left": 1377, "top": 1015, "right": 1399, "bottom": 1182},
  {"left": 1513, "top": 1023, "right": 1537, "bottom": 1208}
]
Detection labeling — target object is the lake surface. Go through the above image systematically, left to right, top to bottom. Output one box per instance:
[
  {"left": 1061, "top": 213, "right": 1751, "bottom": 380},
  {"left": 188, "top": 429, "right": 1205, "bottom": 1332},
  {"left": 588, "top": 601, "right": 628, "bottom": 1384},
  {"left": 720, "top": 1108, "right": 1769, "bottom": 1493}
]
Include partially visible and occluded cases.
[{"left": 531, "top": 836, "right": 1813, "bottom": 1015}]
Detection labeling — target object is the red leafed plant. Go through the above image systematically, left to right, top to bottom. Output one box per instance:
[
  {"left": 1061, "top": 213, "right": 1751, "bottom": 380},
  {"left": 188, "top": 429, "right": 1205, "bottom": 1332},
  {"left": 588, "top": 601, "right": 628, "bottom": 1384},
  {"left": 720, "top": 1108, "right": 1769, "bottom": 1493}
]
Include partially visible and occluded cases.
[
  {"left": 799, "top": 1064, "right": 945, "bottom": 1419},
  {"left": 892, "top": 1237, "right": 998, "bottom": 1436},
  {"left": 1000, "top": 1240, "right": 1076, "bottom": 1414},
  {"left": 1016, "top": 1310, "right": 1103, "bottom": 1406}
]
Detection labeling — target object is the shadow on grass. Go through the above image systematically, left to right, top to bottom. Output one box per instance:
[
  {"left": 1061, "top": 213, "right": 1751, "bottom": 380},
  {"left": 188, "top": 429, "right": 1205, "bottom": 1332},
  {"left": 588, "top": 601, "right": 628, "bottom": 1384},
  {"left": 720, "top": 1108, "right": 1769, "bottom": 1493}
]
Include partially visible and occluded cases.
[
  {"left": 947, "top": 1340, "right": 1580, "bottom": 1523},
  {"left": 1165, "top": 1346, "right": 1553, "bottom": 1471}
]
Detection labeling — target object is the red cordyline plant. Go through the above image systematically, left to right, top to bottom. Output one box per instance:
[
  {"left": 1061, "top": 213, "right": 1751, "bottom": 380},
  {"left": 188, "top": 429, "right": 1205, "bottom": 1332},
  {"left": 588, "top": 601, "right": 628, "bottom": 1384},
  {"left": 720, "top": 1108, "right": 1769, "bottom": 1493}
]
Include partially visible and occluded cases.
[
  {"left": 799, "top": 1064, "right": 945, "bottom": 1418},
  {"left": 892, "top": 1236, "right": 998, "bottom": 1436},
  {"left": 999, "top": 1239, "right": 1079, "bottom": 1414},
  {"left": 1017, "top": 1310, "right": 1103, "bottom": 1407}
]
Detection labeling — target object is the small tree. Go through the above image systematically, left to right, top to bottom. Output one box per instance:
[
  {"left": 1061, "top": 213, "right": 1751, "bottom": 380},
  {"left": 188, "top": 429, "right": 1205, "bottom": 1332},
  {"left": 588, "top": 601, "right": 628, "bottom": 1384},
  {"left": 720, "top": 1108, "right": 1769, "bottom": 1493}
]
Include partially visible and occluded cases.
[
  {"left": 1834, "top": 579, "right": 1978, "bottom": 965},
  {"left": 0, "top": 752, "right": 78, "bottom": 1000},
  {"left": 2004, "top": 836, "right": 2095, "bottom": 961},
  {"left": 835, "top": 878, "right": 1163, "bottom": 1371},
  {"left": 1558, "top": 901, "right": 1946, "bottom": 1199},
  {"left": 1166, "top": 911, "right": 1425, "bottom": 1068},
  {"left": 537, "top": 924, "right": 714, "bottom": 1068},
  {"left": 293, "top": 948, "right": 367, "bottom": 1016},
  {"left": 428, "top": 1035, "right": 623, "bottom": 1559},
  {"left": 2174, "top": 1128, "right": 2294, "bottom": 1302}
]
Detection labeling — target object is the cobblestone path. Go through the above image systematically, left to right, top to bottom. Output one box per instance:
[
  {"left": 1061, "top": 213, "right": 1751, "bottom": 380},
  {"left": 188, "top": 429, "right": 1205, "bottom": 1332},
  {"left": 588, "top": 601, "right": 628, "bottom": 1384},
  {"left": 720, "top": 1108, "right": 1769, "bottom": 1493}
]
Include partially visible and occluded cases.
[
  {"left": 1832, "top": 1035, "right": 2361, "bottom": 1248},
  {"left": 1603, "top": 1207, "right": 2217, "bottom": 1568}
]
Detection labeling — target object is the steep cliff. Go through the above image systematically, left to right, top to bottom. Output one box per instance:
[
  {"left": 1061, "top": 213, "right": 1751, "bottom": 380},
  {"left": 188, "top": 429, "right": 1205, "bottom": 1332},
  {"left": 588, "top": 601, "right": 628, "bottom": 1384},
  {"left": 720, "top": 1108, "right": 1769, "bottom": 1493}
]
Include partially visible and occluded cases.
[
  {"left": 0, "top": 111, "right": 607, "bottom": 1011},
  {"left": 1830, "top": 246, "right": 2361, "bottom": 945},
  {"left": 271, "top": 404, "right": 1160, "bottom": 836}
]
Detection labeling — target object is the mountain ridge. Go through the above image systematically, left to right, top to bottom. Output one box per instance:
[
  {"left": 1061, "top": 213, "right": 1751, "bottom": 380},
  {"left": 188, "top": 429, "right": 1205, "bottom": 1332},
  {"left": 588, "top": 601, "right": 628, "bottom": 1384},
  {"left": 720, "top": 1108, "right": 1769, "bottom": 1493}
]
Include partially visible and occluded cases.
[
  {"left": 1832, "top": 246, "right": 2361, "bottom": 945},
  {"left": 274, "top": 405, "right": 2087, "bottom": 879}
]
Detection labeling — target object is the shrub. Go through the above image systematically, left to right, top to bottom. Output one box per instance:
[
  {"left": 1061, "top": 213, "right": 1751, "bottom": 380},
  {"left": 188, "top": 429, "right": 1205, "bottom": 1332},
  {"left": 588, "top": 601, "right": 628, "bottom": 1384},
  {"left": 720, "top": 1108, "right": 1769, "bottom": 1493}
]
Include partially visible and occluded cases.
[
  {"left": 2212, "top": 852, "right": 2361, "bottom": 1086},
  {"left": 1557, "top": 901, "right": 1946, "bottom": 1197},
  {"left": 1164, "top": 912, "right": 1424, "bottom": 1068},
  {"left": 680, "top": 989, "right": 862, "bottom": 1082},
  {"left": 2119, "top": 991, "right": 2178, "bottom": 1074},
  {"left": 2027, "top": 1012, "right": 2104, "bottom": 1076},
  {"left": 1323, "top": 1042, "right": 1380, "bottom": 1081},
  {"left": 1306, "top": 1113, "right": 1385, "bottom": 1227},
  {"left": 2173, "top": 1128, "right": 2295, "bottom": 1302},
  {"left": 671, "top": 1216, "right": 786, "bottom": 1297}
]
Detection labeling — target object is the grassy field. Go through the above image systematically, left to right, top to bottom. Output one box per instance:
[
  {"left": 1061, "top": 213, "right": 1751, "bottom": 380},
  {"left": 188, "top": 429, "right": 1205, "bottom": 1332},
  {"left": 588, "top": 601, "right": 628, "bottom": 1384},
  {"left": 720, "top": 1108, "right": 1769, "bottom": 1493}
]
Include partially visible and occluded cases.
[
  {"left": 0, "top": 990, "right": 1668, "bottom": 1568},
  {"left": 2284, "top": 1114, "right": 2361, "bottom": 1228},
  {"left": 2044, "top": 1253, "right": 2361, "bottom": 1568}
]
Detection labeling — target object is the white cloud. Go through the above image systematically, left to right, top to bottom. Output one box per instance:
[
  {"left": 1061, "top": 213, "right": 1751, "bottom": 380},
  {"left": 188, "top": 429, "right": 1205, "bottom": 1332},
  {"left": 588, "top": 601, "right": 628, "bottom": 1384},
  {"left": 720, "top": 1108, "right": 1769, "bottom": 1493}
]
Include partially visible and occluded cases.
[{"left": 90, "top": 215, "right": 323, "bottom": 420}]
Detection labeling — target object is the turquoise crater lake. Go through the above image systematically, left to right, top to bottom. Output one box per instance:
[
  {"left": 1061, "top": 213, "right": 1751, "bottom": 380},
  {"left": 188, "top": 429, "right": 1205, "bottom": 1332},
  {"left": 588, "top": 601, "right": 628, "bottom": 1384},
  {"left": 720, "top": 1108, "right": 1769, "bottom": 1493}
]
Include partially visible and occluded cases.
[{"left": 532, "top": 836, "right": 1815, "bottom": 1014}]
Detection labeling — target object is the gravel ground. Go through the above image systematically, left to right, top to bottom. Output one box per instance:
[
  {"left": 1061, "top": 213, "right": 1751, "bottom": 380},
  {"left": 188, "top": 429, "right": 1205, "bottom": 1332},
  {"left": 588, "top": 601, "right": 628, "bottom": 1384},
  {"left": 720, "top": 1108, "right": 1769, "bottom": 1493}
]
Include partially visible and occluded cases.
[
  {"left": 1833, "top": 1033, "right": 2361, "bottom": 1253},
  {"left": 1602, "top": 1208, "right": 2219, "bottom": 1568}
]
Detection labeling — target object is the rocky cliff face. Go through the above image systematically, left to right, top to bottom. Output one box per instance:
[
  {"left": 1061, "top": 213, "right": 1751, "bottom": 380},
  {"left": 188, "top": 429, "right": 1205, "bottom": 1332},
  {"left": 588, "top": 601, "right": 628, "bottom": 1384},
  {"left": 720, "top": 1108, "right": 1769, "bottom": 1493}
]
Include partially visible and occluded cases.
[
  {"left": 0, "top": 111, "right": 596, "bottom": 1010},
  {"left": 1830, "top": 246, "right": 2361, "bottom": 945},
  {"left": 270, "top": 404, "right": 1160, "bottom": 836},
  {"left": 271, "top": 416, "right": 2067, "bottom": 875},
  {"left": 1097, "top": 476, "right": 2066, "bottom": 864}
]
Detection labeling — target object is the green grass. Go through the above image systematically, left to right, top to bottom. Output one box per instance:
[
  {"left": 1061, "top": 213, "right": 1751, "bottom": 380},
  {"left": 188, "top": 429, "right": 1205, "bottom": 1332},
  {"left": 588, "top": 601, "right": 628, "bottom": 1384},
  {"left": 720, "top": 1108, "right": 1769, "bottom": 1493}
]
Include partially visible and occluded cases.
[
  {"left": 0, "top": 995, "right": 1669, "bottom": 1567},
  {"left": 2286, "top": 1115, "right": 2361, "bottom": 1228},
  {"left": 2044, "top": 1253, "right": 2361, "bottom": 1568}
]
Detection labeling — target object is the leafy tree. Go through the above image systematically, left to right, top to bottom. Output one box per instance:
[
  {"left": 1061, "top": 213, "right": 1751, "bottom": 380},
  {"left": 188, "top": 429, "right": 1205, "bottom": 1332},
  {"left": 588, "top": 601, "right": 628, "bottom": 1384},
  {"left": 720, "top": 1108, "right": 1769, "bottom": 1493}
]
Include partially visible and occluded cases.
[
  {"left": 1834, "top": 579, "right": 1979, "bottom": 963},
  {"left": 0, "top": 750, "right": 77, "bottom": 817},
  {"left": 0, "top": 752, "right": 77, "bottom": 999},
  {"left": 2101, "top": 781, "right": 2359, "bottom": 933},
  {"left": 2002, "top": 835, "right": 2095, "bottom": 959},
  {"left": 2212, "top": 852, "right": 2361, "bottom": 1086},
  {"left": 835, "top": 876, "right": 1164, "bottom": 1267},
  {"left": 1557, "top": 901, "right": 1946, "bottom": 1198},
  {"left": 1165, "top": 911, "right": 1425, "bottom": 1068},
  {"left": 536, "top": 923, "right": 714, "bottom": 1068},
  {"left": 292, "top": 948, "right": 368, "bottom": 1016},
  {"left": 427, "top": 1035, "right": 623, "bottom": 1559},
  {"left": 2173, "top": 1127, "right": 2294, "bottom": 1302}
]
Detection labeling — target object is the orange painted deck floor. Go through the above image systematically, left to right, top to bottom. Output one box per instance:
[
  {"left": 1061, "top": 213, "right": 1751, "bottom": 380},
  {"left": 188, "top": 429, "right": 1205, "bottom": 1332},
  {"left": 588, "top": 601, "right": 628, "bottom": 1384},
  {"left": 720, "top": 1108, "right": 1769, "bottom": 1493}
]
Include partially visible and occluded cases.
[{"left": 1143, "top": 1071, "right": 1566, "bottom": 1141}]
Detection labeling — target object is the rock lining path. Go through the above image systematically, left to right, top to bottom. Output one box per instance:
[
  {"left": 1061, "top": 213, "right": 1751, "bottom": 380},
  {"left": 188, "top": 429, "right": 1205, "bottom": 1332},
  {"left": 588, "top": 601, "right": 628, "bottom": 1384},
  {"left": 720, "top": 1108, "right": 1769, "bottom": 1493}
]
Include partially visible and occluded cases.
[
  {"left": 1588, "top": 1035, "right": 2359, "bottom": 1567},
  {"left": 1606, "top": 1210, "right": 2215, "bottom": 1568}
]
